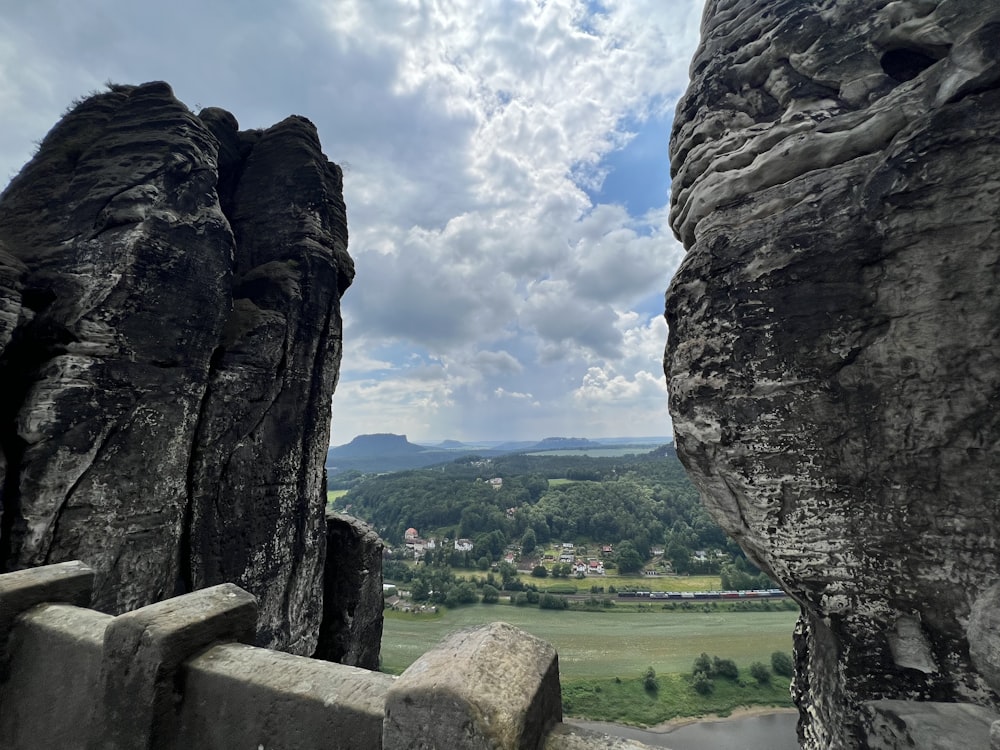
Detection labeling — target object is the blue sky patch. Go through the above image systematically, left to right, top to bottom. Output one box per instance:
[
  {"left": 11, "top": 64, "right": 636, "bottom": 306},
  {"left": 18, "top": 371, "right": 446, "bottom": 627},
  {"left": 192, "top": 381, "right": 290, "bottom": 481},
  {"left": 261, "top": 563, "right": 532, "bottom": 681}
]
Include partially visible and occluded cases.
[{"left": 586, "top": 110, "right": 673, "bottom": 217}]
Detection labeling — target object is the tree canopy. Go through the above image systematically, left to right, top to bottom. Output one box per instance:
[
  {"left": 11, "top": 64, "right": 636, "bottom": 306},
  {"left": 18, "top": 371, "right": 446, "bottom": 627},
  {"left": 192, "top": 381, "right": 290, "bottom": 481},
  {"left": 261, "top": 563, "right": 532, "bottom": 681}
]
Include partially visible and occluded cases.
[{"left": 334, "top": 447, "right": 762, "bottom": 573}]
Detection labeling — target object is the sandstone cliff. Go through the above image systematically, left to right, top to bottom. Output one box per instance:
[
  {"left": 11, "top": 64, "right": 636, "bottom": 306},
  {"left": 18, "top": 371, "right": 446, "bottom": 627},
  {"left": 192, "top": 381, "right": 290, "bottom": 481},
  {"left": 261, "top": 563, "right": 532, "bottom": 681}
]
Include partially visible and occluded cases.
[
  {"left": 665, "top": 2, "right": 1000, "bottom": 748},
  {"left": 0, "top": 81, "right": 355, "bottom": 655}
]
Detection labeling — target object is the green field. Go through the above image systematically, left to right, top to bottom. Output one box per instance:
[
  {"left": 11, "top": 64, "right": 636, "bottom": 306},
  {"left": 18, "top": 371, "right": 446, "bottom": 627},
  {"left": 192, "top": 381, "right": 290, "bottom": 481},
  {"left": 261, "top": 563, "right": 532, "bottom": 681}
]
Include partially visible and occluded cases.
[
  {"left": 327, "top": 489, "right": 349, "bottom": 503},
  {"left": 510, "top": 571, "right": 724, "bottom": 593},
  {"left": 381, "top": 604, "right": 796, "bottom": 679},
  {"left": 561, "top": 671, "right": 793, "bottom": 725}
]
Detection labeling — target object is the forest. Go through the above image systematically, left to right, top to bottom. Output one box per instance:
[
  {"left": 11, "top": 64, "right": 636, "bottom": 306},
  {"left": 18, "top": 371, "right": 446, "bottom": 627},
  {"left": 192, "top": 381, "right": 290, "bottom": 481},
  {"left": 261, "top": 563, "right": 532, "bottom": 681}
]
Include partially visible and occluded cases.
[{"left": 331, "top": 445, "right": 770, "bottom": 587}]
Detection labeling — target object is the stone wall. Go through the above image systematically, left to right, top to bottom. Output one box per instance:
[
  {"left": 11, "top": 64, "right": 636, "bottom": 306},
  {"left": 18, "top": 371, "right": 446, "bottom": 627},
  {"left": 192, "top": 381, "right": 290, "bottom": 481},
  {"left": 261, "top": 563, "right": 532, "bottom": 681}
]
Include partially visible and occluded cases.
[{"left": 0, "top": 561, "right": 645, "bottom": 750}]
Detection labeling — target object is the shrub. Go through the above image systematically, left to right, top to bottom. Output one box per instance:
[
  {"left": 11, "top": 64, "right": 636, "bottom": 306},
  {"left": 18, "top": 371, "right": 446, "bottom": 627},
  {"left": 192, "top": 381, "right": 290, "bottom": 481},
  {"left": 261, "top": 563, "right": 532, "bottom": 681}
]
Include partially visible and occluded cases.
[
  {"left": 531, "top": 565, "right": 549, "bottom": 578},
  {"left": 444, "top": 582, "right": 479, "bottom": 607},
  {"left": 481, "top": 584, "right": 500, "bottom": 604},
  {"left": 539, "top": 593, "right": 568, "bottom": 610},
  {"left": 771, "top": 650, "right": 794, "bottom": 677},
  {"left": 692, "top": 652, "right": 712, "bottom": 676},
  {"left": 712, "top": 657, "right": 739, "bottom": 681},
  {"left": 749, "top": 662, "right": 771, "bottom": 684},
  {"left": 643, "top": 666, "right": 659, "bottom": 692},
  {"left": 692, "top": 672, "right": 714, "bottom": 695}
]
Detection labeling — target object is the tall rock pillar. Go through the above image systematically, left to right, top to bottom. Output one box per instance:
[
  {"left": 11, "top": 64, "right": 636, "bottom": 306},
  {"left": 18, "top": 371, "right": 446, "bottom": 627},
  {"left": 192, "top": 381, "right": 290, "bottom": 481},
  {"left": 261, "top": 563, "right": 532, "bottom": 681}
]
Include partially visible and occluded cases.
[
  {"left": 665, "top": 3, "right": 1000, "bottom": 747},
  {"left": 0, "top": 82, "right": 354, "bottom": 655}
]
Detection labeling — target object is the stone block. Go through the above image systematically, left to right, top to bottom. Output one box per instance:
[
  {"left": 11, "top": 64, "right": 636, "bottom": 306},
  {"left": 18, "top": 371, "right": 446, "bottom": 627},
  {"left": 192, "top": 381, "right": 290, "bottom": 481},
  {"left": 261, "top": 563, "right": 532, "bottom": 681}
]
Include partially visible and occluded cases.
[
  {"left": 0, "top": 560, "right": 93, "bottom": 653},
  {"left": 93, "top": 583, "right": 257, "bottom": 750},
  {"left": 0, "top": 604, "right": 110, "bottom": 750},
  {"left": 384, "top": 622, "right": 562, "bottom": 750},
  {"left": 176, "top": 641, "right": 394, "bottom": 750}
]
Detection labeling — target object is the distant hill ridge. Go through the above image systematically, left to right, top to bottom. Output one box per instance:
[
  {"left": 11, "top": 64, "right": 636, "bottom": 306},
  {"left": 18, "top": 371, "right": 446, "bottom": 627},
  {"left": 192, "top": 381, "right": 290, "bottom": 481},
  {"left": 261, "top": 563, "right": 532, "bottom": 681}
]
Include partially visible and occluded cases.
[
  {"left": 326, "top": 433, "right": 673, "bottom": 474},
  {"left": 329, "top": 433, "right": 428, "bottom": 457},
  {"left": 531, "top": 436, "right": 602, "bottom": 449}
]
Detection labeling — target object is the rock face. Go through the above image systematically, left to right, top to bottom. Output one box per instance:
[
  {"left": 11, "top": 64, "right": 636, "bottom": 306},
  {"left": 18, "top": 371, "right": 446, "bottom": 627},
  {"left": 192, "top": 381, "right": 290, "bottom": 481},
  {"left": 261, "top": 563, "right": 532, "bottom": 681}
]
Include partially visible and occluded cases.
[
  {"left": 665, "top": 2, "right": 1000, "bottom": 748},
  {"left": 0, "top": 81, "right": 354, "bottom": 655},
  {"left": 314, "top": 512, "right": 384, "bottom": 670}
]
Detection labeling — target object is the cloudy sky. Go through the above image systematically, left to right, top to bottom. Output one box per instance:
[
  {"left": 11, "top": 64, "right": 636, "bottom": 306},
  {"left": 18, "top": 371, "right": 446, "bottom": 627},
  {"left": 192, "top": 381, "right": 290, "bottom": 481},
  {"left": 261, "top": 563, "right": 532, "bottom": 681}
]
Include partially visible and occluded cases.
[{"left": 1, "top": 0, "right": 705, "bottom": 445}]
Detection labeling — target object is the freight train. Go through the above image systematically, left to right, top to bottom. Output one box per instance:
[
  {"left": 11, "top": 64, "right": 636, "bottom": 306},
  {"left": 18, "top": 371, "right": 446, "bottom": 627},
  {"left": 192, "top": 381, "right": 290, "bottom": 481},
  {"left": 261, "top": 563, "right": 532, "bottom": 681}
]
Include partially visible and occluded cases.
[{"left": 617, "top": 588, "right": 786, "bottom": 600}]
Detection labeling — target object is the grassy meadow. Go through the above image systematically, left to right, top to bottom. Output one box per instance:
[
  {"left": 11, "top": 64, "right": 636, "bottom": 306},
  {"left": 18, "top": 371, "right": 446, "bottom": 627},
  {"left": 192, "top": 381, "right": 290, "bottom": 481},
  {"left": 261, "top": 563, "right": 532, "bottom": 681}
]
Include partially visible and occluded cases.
[
  {"left": 382, "top": 602, "right": 797, "bottom": 724},
  {"left": 381, "top": 603, "right": 796, "bottom": 679},
  {"left": 561, "top": 671, "right": 794, "bottom": 725}
]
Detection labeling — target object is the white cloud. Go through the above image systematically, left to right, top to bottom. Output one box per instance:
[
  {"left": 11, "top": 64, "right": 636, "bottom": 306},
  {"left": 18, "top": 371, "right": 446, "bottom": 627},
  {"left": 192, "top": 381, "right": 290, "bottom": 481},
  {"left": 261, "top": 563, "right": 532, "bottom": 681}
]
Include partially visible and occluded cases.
[
  {"left": 1, "top": 0, "right": 705, "bottom": 442},
  {"left": 473, "top": 350, "right": 524, "bottom": 377},
  {"left": 494, "top": 387, "right": 534, "bottom": 401}
]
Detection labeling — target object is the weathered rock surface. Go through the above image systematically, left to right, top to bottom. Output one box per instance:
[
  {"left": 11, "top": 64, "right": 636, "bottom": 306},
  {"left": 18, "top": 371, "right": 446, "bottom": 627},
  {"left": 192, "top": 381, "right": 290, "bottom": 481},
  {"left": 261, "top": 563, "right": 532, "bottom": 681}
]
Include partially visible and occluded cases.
[
  {"left": 665, "top": 2, "right": 1000, "bottom": 748},
  {"left": 0, "top": 82, "right": 354, "bottom": 655},
  {"left": 314, "top": 511, "right": 384, "bottom": 670},
  {"left": 384, "top": 622, "right": 562, "bottom": 750},
  {"left": 861, "top": 700, "right": 999, "bottom": 749}
]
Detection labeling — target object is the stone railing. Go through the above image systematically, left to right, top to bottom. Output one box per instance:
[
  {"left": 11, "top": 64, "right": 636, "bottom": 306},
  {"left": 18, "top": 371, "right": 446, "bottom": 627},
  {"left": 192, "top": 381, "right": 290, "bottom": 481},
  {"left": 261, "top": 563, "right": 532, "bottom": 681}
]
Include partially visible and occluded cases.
[{"left": 0, "top": 561, "right": 648, "bottom": 749}]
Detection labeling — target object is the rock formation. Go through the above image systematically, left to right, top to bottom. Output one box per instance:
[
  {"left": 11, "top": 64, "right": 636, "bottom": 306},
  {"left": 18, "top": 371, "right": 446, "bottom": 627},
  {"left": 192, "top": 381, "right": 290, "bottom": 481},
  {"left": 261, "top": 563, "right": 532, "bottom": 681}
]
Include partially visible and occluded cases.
[
  {"left": 665, "top": 2, "right": 1000, "bottom": 748},
  {"left": 0, "top": 81, "right": 355, "bottom": 655},
  {"left": 314, "top": 512, "right": 384, "bottom": 670}
]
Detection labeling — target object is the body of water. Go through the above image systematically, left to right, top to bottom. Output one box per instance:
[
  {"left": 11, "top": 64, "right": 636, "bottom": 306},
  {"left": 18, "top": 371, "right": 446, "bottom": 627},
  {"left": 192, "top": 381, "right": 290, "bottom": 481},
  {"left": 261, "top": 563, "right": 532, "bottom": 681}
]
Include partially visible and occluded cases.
[{"left": 568, "top": 711, "right": 799, "bottom": 750}]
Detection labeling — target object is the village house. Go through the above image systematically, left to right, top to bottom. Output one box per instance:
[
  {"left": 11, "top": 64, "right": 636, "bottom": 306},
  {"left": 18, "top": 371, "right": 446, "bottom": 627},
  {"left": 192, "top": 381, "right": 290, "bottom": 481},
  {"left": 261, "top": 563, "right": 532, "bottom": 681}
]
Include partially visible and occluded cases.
[
  {"left": 488, "top": 477, "right": 503, "bottom": 489},
  {"left": 402, "top": 527, "right": 437, "bottom": 559},
  {"left": 454, "top": 538, "right": 474, "bottom": 552}
]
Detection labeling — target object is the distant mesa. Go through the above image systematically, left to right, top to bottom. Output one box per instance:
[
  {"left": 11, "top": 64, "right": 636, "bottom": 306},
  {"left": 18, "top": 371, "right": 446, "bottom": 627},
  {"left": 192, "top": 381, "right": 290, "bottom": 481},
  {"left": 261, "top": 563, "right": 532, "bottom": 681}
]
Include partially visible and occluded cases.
[{"left": 329, "top": 433, "right": 428, "bottom": 458}]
